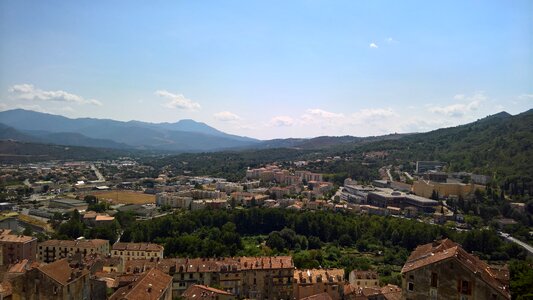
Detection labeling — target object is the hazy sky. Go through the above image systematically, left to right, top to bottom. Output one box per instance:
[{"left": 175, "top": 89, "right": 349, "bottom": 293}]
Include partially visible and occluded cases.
[{"left": 0, "top": 1, "right": 531, "bottom": 139}]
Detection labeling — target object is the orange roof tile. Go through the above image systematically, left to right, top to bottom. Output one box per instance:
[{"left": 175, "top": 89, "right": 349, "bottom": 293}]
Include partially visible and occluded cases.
[
  {"left": 401, "top": 239, "right": 510, "bottom": 299},
  {"left": 112, "top": 242, "right": 163, "bottom": 252},
  {"left": 38, "top": 258, "right": 89, "bottom": 286},
  {"left": 109, "top": 268, "right": 172, "bottom": 300},
  {"left": 182, "top": 284, "right": 233, "bottom": 298}
]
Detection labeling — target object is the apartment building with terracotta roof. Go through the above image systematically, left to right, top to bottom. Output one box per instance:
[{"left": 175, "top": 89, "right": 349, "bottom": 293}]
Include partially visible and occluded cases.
[
  {"left": 0, "top": 231, "right": 37, "bottom": 265},
  {"left": 38, "top": 238, "right": 109, "bottom": 263},
  {"left": 401, "top": 239, "right": 510, "bottom": 300},
  {"left": 112, "top": 242, "right": 164, "bottom": 261},
  {"left": 172, "top": 256, "right": 294, "bottom": 300},
  {"left": 239, "top": 256, "right": 294, "bottom": 300},
  {"left": 174, "top": 257, "right": 242, "bottom": 296},
  {"left": 9, "top": 258, "right": 91, "bottom": 299},
  {"left": 109, "top": 268, "right": 173, "bottom": 300},
  {"left": 293, "top": 268, "right": 344, "bottom": 300},
  {"left": 348, "top": 270, "right": 380, "bottom": 288}
]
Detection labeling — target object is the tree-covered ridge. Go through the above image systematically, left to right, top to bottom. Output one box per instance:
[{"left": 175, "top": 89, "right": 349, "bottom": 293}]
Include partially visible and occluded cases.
[{"left": 347, "top": 110, "right": 533, "bottom": 178}]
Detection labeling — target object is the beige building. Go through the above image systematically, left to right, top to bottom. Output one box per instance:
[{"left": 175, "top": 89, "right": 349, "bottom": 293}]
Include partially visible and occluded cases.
[
  {"left": 412, "top": 180, "right": 485, "bottom": 199},
  {"left": 156, "top": 192, "right": 193, "bottom": 209},
  {"left": 0, "top": 230, "right": 37, "bottom": 265},
  {"left": 38, "top": 239, "right": 109, "bottom": 263},
  {"left": 401, "top": 239, "right": 510, "bottom": 300},
  {"left": 112, "top": 242, "right": 164, "bottom": 261},
  {"left": 173, "top": 256, "right": 294, "bottom": 300},
  {"left": 10, "top": 258, "right": 91, "bottom": 300},
  {"left": 293, "top": 268, "right": 344, "bottom": 300},
  {"left": 348, "top": 270, "right": 379, "bottom": 288}
]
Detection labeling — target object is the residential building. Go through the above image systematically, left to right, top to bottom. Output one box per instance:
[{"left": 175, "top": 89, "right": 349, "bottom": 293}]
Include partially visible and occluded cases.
[
  {"left": 296, "top": 171, "right": 323, "bottom": 182},
  {"left": 412, "top": 180, "right": 485, "bottom": 199},
  {"left": 156, "top": 192, "right": 192, "bottom": 209},
  {"left": 82, "top": 211, "right": 115, "bottom": 226},
  {"left": 0, "top": 231, "right": 37, "bottom": 265},
  {"left": 38, "top": 239, "right": 110, "bottom": 263},
  {"left": 401, "top": 239, "right": 510, "bottom": 300},
  {"left": 112, "top": 242, "right": 164, "bottom": 261},
  {"left": 173, "top": 256, "right": 294, "bottom": 300},
  {"left": 239, "top": 256, "right": 294, "bottom": 300},
  {"left": 174, "top": 257, "right": 242, "bottom": 296},
  {"left": 10, "top": 258, "right": 91, "bottom": 300},
  {"left": 110, "top": 268, "right": 173, "bottom": 300},
  {"left": 293, "top": 268, "right": 344, "bottom": 300},
  {"left": 349, "top": 270, "right": 379, "bottom": 288},
  {"left": 182, "top": 284, "right": 236, "bottom": 300}
]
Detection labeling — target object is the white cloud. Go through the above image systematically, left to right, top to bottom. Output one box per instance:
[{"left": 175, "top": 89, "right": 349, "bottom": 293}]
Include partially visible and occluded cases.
[
  {"left": 385, "top": 37, "right": 398, "bottom": 43},
  {"left": 369, "top": 43, "right": 378, "bottom": 49},
  {"left": 8, "top": 84, "right": 102, "bottom": 106},
  {"left": 156, "top": 90, "right": 201, "bottom": 110},
  {"left": 428, "top": 92, "right": 486, "bottom": 117},
  {"left": 518, "top": 94, "right": 533, "bottom": 100},
  {"left": 302, "top": 108, "right": 343, "bottom": 120},
  {"left": 357, "top": 108, "right": 395, "bottom": 118},
  {"left": 214, "top": 111, "right": 241, "bottom": 122},
  {"left": 269, "top": 116, "right": 295, "bottom": 127}
]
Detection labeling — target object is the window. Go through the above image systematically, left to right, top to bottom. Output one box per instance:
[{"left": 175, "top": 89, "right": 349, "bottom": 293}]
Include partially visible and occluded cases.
[
  {"left": 431, "top": 272, "right": 438, "bottom": 287},
  {"left": 457, "top": 280, "right": 472, "bottom": 299},
  {"left": 407, "top": 282, "right": 414, "bottom": 291}
]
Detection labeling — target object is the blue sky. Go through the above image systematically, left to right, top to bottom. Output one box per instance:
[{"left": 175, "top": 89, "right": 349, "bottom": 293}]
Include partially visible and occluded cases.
[{"left": 0, "top": 1, "right": 531, "bottom": 139}]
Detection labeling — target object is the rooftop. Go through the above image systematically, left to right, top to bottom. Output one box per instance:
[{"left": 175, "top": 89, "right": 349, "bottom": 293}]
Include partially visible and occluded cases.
[
  {"left": 39, "top": 239, "right": 109, "bottom": 249},
  {"left": 401, "top": 239, "right": 510, "bottom": 299},
  {"left": 112, "top": 242, "right": 164, "bottom": 252},
  {"left": 109, "top": 268, "right": 172, "bottom": 300},
  {"left": 182, "top": 284, "right": 234, "bottom": 299}
]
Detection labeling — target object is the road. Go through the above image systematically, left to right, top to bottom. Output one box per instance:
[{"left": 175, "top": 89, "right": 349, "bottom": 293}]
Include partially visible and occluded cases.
[
  {"left": 91, "top": 164, "right": 106, "bottom": 182},
  {"left": 386, "top": 169, "right": 394, "bottom": 182},
  {"left": 404, "top": 172, "right": 413, "bottom": 181},
  {"left": 499, "top": 232, "right": 533, "bottom": 257}
]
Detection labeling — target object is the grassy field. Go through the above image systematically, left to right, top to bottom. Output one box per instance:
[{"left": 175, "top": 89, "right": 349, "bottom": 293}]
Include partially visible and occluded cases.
[{"left": 91, "top": 190, "right": 155, "bottom": 205}]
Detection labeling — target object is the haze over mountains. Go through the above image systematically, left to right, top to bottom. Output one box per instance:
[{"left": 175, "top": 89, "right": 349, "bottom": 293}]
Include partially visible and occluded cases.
[
  {"left": 0, "top": 108, "right": 531, "bottom": 154},
  {"left": 0, "top": 109, "right": 259, "bottom": 152}
]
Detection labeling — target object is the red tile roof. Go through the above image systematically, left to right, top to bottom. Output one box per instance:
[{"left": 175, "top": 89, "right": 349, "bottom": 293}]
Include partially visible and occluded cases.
[
  {"left": 39, "top": 239, "right": 108, "bottom": 249},
  {"left": 401, "top": 239, "right": 510, "bottom": 299},
  {"left": 112, "top": 242, "right": 163, "bottom": 252},
  {"left": 38, "top": 258, "right": 89, "bottom": 286},
  {"left": 109, "top": 268, "right": 172, "bottom": 300},
  {"left": 182, "top": 284, "right": 234, "bottom": 298},
  {"left": 300, "top": 292, "right": 333, "bottom": 300}
]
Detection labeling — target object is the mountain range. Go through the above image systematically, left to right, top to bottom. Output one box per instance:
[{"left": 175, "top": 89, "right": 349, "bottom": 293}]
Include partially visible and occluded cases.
[
  {"left": 0, "top": 109, "right": 259, "bottom": 152},
  {"left": 0, "top": 109, "right": 532, "bottom": 157},
  {"left": 0, "top": 109, "right": 410, "bottom": 152}
]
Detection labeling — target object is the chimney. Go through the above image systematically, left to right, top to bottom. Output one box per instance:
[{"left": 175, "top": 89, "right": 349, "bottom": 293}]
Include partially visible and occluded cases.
[{"left": 147, "top": 283, "right": 152, "bottom": 293}]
